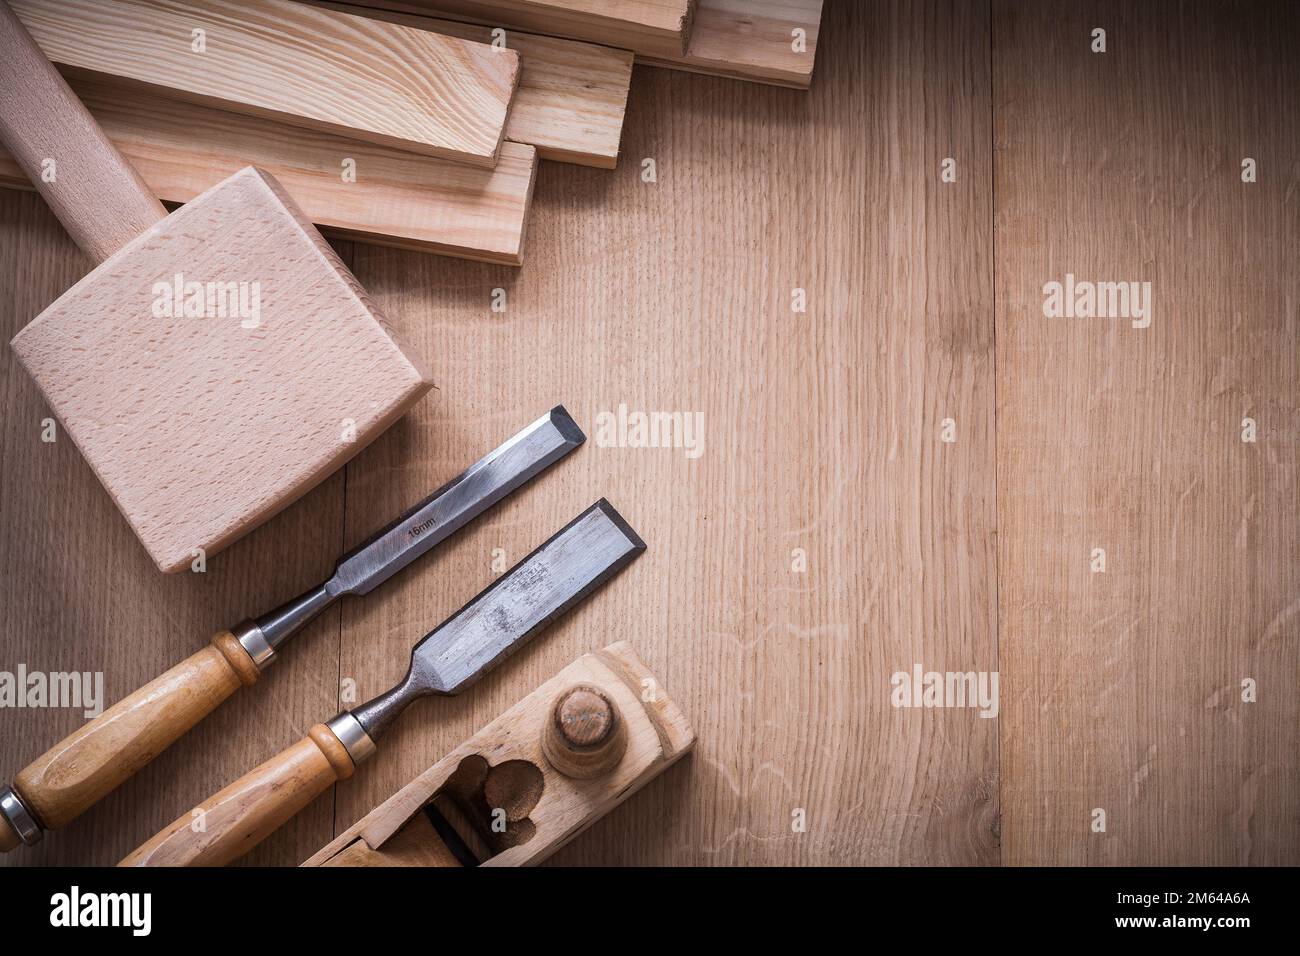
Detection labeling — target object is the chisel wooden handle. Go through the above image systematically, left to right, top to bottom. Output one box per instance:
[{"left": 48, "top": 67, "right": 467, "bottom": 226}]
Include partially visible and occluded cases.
[
  {"left": 0, "top": 0, "right": 166, "bottom": 262},
  {"left": 0, "top": 631, "right": 259, "bottom": 851},
  {"left": 121, "top": 723, "right": 358, "bottom": 867}
]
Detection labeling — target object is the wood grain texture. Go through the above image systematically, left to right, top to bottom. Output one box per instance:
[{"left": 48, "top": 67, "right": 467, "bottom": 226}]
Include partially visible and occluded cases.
[
  {"left": 0, "top": 0, "right": 166, "bottom": 262},
  {"left": 4, "top": 0, "right": 1297, "bottom": 868},
  {"left": 12, "top": 0, "right": 519, "bottom": 166},
  {"left": 329, "top": 0, "right": 998, "bottom": 866},
  {"left": 343, "top": 0, "right": 695, "bottom": 58},
  {"left": 638, "top": 0, "right": 823, "bottom": 89},
  {"left": 994, "top": 0, "right": 1300, "bottom": 865},
  {"left": 321, "top": 1, "right": 632, "bottom": 168},
  {"left": 0, "top": 79, "right": 537, "bottom": 264},
  {"left": 11, "top": 165, "right": 433, "bottom": 573},
  {"left": 7, "top": 630, "right": 257, "bottom": 840},
  {"left": 306, "top": 642, "right": 695, "bottom": 866},
  {"left": 120, "top": 723, "right": 355, "bottom": 866}
]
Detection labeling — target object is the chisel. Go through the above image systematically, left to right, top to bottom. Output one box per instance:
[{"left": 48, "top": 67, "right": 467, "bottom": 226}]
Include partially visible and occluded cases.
[
  {"left": 0, "top": 407, "right": 585, "bottom": 852},
  {"left": 121, "top": 499, "right": 646, "bottom": 866}
]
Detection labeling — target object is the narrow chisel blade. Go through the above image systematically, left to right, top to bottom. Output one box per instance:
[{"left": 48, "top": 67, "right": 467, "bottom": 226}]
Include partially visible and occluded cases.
[{"left": 329, "top": 406, "right": 585, "bottom": 597}]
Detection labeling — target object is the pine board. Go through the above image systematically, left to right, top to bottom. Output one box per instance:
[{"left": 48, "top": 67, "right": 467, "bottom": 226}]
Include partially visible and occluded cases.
[
  {"left": 12, "top": 0, "right": 518, "bottom": 166},
  {"left": 341, "top": 0, "right": 695, "bottom": 58},
  {"left": 638, "top": 0, "right": 823, "bottom": 89},
  {"left": 321, "top": 1, "right": 632, "bottom": 168},
  {"left": 0, "top": 79, "right": 536, "bottom": 264}
]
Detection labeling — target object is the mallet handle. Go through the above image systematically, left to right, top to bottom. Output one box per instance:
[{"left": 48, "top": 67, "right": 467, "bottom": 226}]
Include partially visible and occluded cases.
[{"left": 0, "top": 0, "right": 166, "bottom": 262}]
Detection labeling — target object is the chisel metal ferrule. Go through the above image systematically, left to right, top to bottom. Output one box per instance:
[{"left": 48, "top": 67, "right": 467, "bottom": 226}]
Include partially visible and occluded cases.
[
  {"left": 233, "top": 580, "right": 336, "bottom": 671},
  {"left": 231, "top": 619, "right": 277, "bottom": 671},
  {"left": 325, "top": 712, "right": 377, "bottom": 765},
  {"left": 0, "top": 786, "right": 43, "bottom": 846}
]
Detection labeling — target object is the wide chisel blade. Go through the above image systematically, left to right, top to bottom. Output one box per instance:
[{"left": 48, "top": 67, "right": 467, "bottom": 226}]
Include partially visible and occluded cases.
[{"left": 351, "top": 499, "right": 645, "bottom": 740}]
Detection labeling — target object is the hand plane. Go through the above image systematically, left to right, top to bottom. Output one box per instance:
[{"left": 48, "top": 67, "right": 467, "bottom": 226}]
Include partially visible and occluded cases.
[{"left": 305, "top": 642, "right": 695, "bottom": 867}]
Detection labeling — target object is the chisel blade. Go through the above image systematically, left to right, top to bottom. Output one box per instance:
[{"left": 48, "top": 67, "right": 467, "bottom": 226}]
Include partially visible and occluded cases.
[
  {"left": 330, "top": 406, "right": 585, "bottom": 597},
  {"left": 413, "top": 499, "right": 645, "bottom": 695},
  {"left": 352, "top": 500, "right": 645, "bottom": 742}
]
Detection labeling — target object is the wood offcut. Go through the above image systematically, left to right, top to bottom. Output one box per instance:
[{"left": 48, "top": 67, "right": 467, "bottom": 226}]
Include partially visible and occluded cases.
[
  {"left": 12, "top": 0, "right": 520, "bottom": 166},
  {"left": 322, "top": 0, "right": 632, "bottom": 168},
  {"left": 342, "top": 0, "right": 696, "bottom": 58},
  {"left": 638, "top": 0, "right": 823, "bottom": 89},
  {"left": 0, "top": 80, "right": 537, "bottom": 263}
]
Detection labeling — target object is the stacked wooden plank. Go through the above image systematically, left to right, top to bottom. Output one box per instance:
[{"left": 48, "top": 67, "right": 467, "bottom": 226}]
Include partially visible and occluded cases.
[
  {"left": 0, "top": 0, "right": 825, "bottom": 264},
  {"left": 15, "top": 0, "right": 521, "bottom": 165},
  {"left": 338, "top": 0, "right": 824, "bottom": 88},
  {"left": 377, "top": 0, "right": 699, "bottom": 57},
  {"left": 641, "top": 0, "right": 823, "bottom": 89},
  {"left": 313, "top": 1, "right": 633, "bottom": 167},
  {"left": 0, "top": 80, "right": 538, "bottom": 263}
]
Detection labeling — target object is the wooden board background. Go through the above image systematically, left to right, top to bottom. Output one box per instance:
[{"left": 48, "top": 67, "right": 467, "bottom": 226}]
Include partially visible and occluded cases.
[
  {"left": 0, "top": 0, "right": 1294, "bottom": 867},
  {"left": 994, "top": 0, "right": 1300, "bottom": 866}
]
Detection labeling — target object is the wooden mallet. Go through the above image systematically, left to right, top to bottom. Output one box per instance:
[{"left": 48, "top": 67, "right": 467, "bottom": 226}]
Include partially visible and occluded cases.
[{"left": 0, "top": 0, "right": 433, "bottom": 574}]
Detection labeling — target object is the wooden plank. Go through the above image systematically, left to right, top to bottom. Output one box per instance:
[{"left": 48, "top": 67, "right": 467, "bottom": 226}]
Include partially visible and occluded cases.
[
  {"left": 11, "top": 0, "right": 519, "bottom": 167},
  {"left": 330, "top": 0, "right": 998, "bottom": 866},
  {"left": 338, "top": 0, "right": 695, "bottom": 58},
  {"left": 350, "top": 0, "right": 821, "bottom": 90},
  {"left": 639, "top": 0, "right": 823, "bottom": 89},
  {"left": 994, "top": 0, "right": 1300, "bottom": 864},
  {"left": 321, "top": 1, "right": 630, "bottom": 168},
  {"left": 0, "top": 80, "right": 536, "bottom": 264},
  {"left": 0, "top": 188, "right": 351, "bottom": 865}
]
